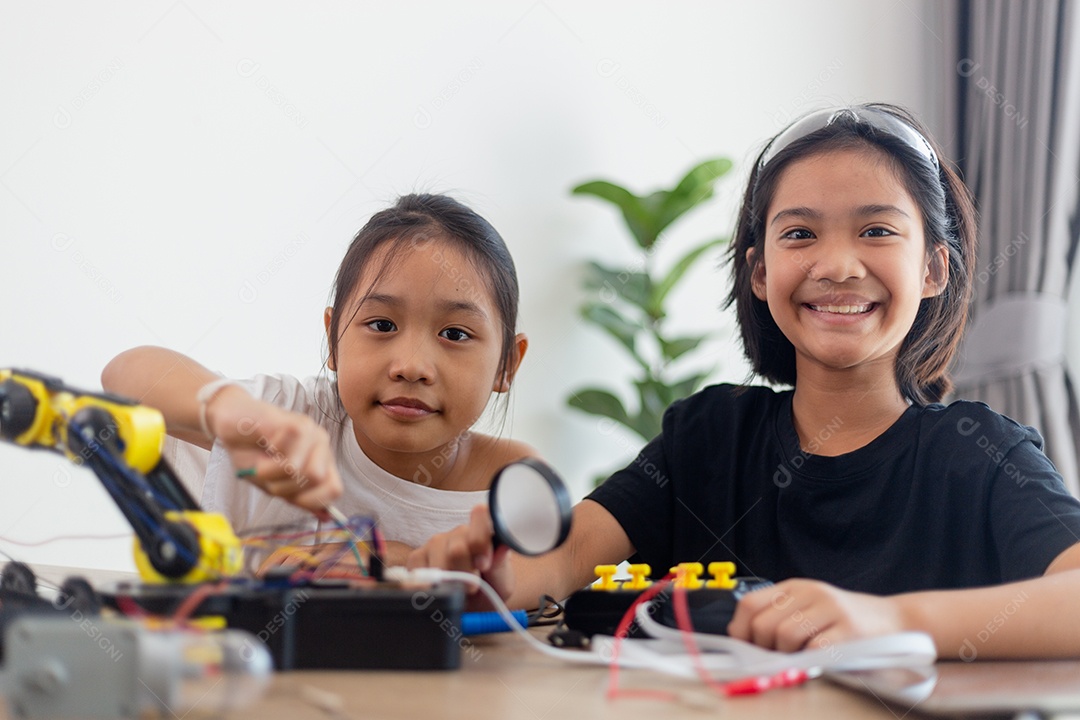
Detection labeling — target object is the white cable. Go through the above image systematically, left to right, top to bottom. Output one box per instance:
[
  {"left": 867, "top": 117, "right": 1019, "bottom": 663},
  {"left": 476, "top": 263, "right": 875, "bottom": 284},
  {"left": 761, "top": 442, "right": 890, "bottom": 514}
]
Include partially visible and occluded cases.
[
  {"left": 385, "top": 568, "right": 937, "bottom": 679},
  {"left": 385, "top": 568, "right": 609, "bottom": 665},
  {"left": 633, "top": 601, "right": 937, "bottom": 679}
]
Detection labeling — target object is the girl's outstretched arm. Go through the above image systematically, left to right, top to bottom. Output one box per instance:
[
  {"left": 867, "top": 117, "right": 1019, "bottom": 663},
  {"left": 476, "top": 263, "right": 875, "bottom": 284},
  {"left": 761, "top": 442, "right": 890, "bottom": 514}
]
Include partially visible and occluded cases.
[
  {"left": 102, "top": 345, "right": 223, "bottom": 449},
  {"left": 102, "top": 346, "right": 342, "bottom": 516},
  {"left": 407, "top": 499, "right": 634, "bottom": 610},
  {"left": 728, "top": 541, "right": 1080, "bottom": 659},
  {"left": 898, "top": 542, "right": 1080, "bottom": 659}
]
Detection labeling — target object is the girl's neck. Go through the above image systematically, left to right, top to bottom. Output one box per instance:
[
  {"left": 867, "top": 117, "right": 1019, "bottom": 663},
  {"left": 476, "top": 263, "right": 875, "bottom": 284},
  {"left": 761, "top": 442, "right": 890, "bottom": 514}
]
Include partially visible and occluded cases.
[
  {"left": 790, "top": 359, "right": 910, "bottom": 457},
  {"left": 354, "top": 430, "right": 489, "bottom": 491}
]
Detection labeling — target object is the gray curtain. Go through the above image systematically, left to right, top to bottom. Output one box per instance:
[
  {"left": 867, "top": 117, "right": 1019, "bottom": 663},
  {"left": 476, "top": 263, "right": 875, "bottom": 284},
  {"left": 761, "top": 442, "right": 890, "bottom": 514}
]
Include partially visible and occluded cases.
[{"left": 943, "top": 0, "right": 1080, "bottom": 496}]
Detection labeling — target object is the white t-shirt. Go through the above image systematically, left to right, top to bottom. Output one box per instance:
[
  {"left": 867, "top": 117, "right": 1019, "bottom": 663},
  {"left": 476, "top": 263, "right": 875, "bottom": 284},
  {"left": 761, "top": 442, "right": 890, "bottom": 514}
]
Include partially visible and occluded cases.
[{"left": 188, "top": 373, "right": 486, "bottom": 548}]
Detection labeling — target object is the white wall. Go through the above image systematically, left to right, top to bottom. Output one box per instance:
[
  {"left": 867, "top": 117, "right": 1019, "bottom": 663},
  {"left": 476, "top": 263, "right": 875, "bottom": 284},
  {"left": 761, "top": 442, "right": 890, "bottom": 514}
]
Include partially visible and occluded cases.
[{"left": 0, "top": 1, "right": 931, "bottom": 571}]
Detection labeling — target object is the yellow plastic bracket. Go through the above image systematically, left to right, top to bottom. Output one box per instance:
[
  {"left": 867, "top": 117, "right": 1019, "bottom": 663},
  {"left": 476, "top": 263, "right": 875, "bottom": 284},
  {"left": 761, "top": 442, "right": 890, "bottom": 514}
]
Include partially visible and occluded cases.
[
  {"left": 0, "top": 370, "right": 56, "bottom": 448},
  {"left": 0, "top": 370, "right": 165, "bottom": 473},
  {"left": 61, "top": 396, "right": 165, "bottom": 473},
  {"left": 134, "top": 511, "right": 244, "bottom": 584},
  {"left": 706, "top": 561, "right": 737, "bottom": 589},
  {"left": 670, "top": 562, "right": 705, "bottom": 589},
  {"left": 591, "top": 564, "right": 620, "bottom": 591},
  {"left": 623, "top": 564, "right": 652, "bottom": 590}
]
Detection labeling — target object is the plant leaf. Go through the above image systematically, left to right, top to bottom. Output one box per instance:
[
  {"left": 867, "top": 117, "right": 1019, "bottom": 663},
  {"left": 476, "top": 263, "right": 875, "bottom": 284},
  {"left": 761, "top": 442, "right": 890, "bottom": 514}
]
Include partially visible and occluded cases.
[
  {"left": 654, "top": 158, "right": 733, "bottom": 236},
  {"left": 670, "top": 158, "right": 734, "bottom": 200},
  {"left": 572, "top": 181, "right": 654, "bottom": 250},
  {"left": 636, "top": 190, "right": 669, "bottom": 248},
  {"left": 653, "top": 236, "right": 728, "bottom": 308},
  {"left": 584, "top": 261, "right": 653, "bottom": 312},
  {"left": 580, "top": 302, "right": 642, "bottom": 358},
  {"left": 659, "top": 334, "right": 710, "bottom": 362},
  {"left": 670, "top": 371, "right": 712, "bottom": 399},
  {"left": 632, "top": 378, "right": 671, "bottom": 438},
  {"left": 568, "top": 388, "right": 632, "bottom": 428},
  {"left": 627, "top": 411, "right": 663, "bottom": 442}
]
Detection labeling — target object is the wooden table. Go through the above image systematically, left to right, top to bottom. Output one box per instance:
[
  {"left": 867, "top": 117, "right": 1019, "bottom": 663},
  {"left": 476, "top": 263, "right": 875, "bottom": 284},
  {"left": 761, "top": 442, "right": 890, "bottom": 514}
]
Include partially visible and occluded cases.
[
  {"left": 1, "top": 563, "right": 900, "bottom": 719},
  {"left": 10, "top": 564, "right": 1078, "bottom": 720},
  {"left": 226, "top": 630, "right": 894, "bottom": 720}
]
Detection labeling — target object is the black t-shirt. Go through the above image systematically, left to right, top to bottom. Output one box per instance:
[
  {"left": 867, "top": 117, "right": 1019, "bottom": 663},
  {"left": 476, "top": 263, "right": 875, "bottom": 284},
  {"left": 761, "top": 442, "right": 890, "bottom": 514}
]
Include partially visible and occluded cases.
[{"left": 586, "top": 384, "right": 1080, "bottom": 594}]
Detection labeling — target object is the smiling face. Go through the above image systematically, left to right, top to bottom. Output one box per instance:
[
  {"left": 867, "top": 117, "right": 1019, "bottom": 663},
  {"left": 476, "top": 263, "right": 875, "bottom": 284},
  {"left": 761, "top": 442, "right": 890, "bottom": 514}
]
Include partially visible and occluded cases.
[
  {"left": 750, "top": 146, "right": 947, "bottom": 383},
  {"left": 326, "top": 237, "right": 517, "bottom": 469}
]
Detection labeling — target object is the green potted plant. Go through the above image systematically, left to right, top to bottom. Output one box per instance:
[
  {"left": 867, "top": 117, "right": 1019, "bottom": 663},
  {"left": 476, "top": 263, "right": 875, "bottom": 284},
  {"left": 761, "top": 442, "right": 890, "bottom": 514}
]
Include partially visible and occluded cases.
[{"left": 568, "top": 159, "right": 732, "bottom": 480}]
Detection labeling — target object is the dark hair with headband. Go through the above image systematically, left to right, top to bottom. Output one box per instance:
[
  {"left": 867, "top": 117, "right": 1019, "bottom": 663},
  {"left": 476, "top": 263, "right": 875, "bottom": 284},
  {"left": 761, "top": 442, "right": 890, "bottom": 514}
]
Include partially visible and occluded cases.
[{"left": 725, "top": 103, "right": 978, "bottom": 405}]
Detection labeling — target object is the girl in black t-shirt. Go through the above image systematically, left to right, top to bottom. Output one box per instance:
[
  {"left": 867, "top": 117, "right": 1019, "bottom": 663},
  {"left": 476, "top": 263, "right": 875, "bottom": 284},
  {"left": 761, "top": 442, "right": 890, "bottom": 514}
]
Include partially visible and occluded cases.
[{"left": 410, "top": 105, "right": 1080, "bottom": 661}]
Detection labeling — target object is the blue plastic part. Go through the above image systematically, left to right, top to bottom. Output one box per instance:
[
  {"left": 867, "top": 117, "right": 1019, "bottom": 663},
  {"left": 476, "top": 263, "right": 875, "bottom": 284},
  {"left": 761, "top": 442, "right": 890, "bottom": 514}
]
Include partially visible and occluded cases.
[{"left": 461, "top": 609, "right": 528, "bottom": 636}]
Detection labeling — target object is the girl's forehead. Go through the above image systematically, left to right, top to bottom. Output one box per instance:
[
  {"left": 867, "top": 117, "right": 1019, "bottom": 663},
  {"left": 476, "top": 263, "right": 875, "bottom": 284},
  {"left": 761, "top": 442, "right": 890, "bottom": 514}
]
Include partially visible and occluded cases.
[
  {"left": 768, "top": 147, "right": 920, "bottom": 212},
  {"left": 359, "top": 237, "right": 475, "bottom": 282},
  {"left": 348, "top": 238, "right": 497, "bottom": 311}
]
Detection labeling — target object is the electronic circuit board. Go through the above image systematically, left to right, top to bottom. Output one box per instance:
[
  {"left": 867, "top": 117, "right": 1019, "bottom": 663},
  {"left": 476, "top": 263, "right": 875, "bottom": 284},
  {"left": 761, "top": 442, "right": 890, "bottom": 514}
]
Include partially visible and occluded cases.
[
  {"left": 563, "top": 562, "right": 771, "bottom": 639},
  {"left": 98, "top": 578, "right": 467, "bottom": 670}
]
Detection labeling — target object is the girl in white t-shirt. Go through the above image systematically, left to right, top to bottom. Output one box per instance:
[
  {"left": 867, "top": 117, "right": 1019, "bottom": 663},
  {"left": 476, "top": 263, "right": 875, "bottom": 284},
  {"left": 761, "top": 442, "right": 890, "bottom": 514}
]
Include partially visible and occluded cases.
[{"left": 102, "top": 194, "right": 534, "bottom": 564}]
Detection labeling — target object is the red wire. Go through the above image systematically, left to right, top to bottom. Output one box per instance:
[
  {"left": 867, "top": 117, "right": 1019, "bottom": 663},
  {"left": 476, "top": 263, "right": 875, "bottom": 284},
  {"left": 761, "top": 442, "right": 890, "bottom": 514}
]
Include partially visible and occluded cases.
[
  {"left": 242, "top": 528, "right": 333, "bottom": 543},
  {"left": 0, "top": 533, "right": 132, "bottom": 547},
  {"left": 605, "top": 572, "right": 677, "bottom": 701},
  {"left": 606, "top": 572, "right": 813, "bottom": 702},
  {"left": 171, "top": 581, "right": 229, "bottom": 625},
  {"left": 671, "top": 581, "right": 731, "bottom": 695},
  {"left": 671, "top": 581, "right": 814, "bottom": 697},
  {"left": 114, "top": 594, "right": 147, "bottom": 618}
]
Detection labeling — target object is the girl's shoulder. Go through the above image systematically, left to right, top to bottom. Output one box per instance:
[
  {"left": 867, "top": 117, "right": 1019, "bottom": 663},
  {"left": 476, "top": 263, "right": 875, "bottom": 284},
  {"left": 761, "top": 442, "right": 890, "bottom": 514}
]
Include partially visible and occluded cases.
[
  {"left": 235, "top": 372, "right": 339, "bottom": 417},
  {"left": 662, "top": 382, "right": 791, "bottom": 431},
  {"left": 639, "top": 383, "right": 793, "bottom": 457},
  {"left": 914, "top": 397, "right": 1044, "bottom": 452},
  {"left": 459, "top": 432, "right": 541, "bottom": 487},
  {"left": 466, "top": 433, "right": 540, "bottom": 466}
]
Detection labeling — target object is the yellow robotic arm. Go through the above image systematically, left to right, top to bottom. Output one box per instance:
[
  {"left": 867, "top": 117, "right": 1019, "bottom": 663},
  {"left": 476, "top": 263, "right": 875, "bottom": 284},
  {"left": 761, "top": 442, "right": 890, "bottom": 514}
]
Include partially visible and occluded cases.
[{"left": 0, "top": 369, "right": 242, "bottom": 583}]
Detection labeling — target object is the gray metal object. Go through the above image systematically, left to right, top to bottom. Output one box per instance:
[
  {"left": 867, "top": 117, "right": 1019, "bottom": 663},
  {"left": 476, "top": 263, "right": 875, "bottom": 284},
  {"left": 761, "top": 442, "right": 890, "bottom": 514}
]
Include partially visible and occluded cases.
[{"left": 3, "top": 616, "right": 271, "bottom": 718}]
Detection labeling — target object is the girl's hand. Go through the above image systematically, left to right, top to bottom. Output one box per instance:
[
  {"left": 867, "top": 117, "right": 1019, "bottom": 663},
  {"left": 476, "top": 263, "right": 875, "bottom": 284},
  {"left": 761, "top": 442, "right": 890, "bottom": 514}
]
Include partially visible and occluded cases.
[
  {"left": 205, "top": 386, "right": 343, "bottom": 518},
  {"left": 406, "top": 505, "right": 514, "bottom": 608},
  {"left": 379, "top": 541, "right": 415, "bottom": 568},
  {"left": 727, "top": 578, "right": 907, "bottom": 652}
]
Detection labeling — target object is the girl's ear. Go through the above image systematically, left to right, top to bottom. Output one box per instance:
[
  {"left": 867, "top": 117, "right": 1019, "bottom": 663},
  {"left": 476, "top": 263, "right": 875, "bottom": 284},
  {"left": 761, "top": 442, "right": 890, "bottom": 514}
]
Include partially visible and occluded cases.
[
  {"left": 922, "top": 244, "right": 950, "bottom": 298},
  {"left": 747, "top": 247, "right": 768, "bottom": 301},
  {"left": 323, "top": 307, "right": 337, "bottom": 371},
  {"left": 493, "top": 333, "right": 529, "bottom": 393}
]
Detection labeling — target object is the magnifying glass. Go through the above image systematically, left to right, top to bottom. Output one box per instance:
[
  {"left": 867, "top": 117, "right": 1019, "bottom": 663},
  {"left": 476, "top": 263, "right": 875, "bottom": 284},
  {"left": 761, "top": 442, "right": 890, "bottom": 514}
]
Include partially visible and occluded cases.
[{"left": 488, "top": 459, "right": 572, "bottom": 556}]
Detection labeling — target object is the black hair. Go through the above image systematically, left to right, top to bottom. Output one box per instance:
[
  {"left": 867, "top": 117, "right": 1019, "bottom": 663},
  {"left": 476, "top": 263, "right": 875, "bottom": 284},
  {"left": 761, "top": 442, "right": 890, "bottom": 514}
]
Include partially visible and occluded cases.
[
  {"left": 726, "top": 103, "right": 978, "bottom": 405},
  {"left": 327, "top": 193, "right": 520, "bottom": 387}
]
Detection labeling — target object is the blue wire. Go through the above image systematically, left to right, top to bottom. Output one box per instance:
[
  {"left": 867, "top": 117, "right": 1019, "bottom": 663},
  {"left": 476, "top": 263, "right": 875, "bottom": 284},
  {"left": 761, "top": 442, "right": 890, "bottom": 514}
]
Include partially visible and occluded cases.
[{"left": 323, "top": 514, "right": 379, "bottom": 576}]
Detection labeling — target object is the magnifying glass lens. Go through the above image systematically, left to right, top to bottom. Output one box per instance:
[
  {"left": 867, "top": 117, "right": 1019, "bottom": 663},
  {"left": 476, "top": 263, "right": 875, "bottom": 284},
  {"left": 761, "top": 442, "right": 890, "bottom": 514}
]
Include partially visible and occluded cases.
[{"left": 489, "top": 459, "right": 572, "bottom": 556}]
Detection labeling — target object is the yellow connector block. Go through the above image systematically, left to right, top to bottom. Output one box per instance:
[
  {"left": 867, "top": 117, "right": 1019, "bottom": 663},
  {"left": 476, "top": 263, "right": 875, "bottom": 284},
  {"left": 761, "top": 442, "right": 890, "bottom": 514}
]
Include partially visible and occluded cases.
[
  {"left": 706, "top": 561, "right": 737, "bottom": 589},
  {"left": 670, "top": 562, "right": 704, "bottom": 589},
  {"left": 592, "top": 564, "right": 620, "bottom": 591},
  {"left": 624, "top": 564, "right": 652, "bottom": 590}
]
